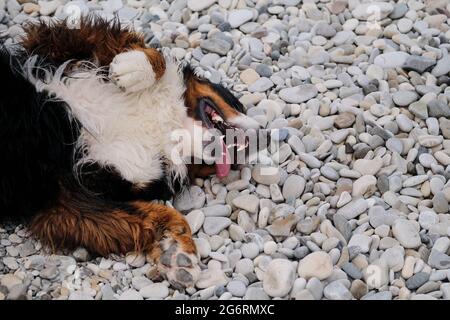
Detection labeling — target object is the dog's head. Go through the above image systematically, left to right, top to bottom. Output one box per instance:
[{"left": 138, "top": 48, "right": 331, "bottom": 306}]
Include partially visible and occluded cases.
[{"left": 182, "top": 66, "right": 261, "bottom": 179}]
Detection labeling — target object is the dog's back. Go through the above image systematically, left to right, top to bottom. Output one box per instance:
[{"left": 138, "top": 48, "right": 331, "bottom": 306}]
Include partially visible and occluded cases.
[{"left": 0, "top": 47, "right": 78, "bottom": 221}]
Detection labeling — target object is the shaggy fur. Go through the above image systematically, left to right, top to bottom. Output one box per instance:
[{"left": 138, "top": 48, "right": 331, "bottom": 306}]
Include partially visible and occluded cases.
[
  {"left": 0, "top": 16, "right": 258, "bottom": 287},
  {"left": 21, "top": 16, "right": 144, "bottom": 67}
]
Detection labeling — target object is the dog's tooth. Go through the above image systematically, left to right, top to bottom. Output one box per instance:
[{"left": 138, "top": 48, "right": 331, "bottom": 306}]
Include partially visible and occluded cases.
[{"left": 212, "top": 114, "right": 223, "bottom": 122}]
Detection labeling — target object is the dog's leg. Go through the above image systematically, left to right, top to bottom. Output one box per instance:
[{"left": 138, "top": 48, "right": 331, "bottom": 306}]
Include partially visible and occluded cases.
[
  {"left": 109, "top": 47, "right": 166, "bottom": 93},
  {"left": 29, "top": 198, "right": 199, "bottom": 288},
  {"left": 135, "top": 201, "right": 200, "bottom": 289}
]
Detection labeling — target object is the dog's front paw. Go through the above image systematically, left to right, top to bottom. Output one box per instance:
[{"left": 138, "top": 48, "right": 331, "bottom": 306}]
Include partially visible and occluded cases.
[{"left": 109, "top": 50, "right": 156, "bottom": 92}]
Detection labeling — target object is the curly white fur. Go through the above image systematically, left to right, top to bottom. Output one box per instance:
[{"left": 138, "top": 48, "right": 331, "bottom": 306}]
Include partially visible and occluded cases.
[{"left": 29, "top": 52, "right": 189, "bottom": 187}]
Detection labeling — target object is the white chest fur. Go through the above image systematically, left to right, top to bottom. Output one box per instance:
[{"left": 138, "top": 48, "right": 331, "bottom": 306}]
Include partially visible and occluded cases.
[{"left": 44, "top": 59, "right": 188, "bottom": 185}]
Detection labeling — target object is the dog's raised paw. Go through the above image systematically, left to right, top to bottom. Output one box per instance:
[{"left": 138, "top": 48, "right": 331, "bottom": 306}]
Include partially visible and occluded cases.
[
  {"left": 109, "top": 50, "right": 155, "bottom": 92},
  {"left": 157, "top": 237, "right": 200, "bottom": 289}
]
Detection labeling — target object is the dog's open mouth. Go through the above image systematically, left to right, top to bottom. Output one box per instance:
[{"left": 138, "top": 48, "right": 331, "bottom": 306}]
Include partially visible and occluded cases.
[{"left": 197, "top": 99, "right": 249, "bottom": 178}]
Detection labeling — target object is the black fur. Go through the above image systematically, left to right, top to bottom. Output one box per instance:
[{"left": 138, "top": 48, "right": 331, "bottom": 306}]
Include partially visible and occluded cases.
[
  {"left": 0, "top": 46, "right": 78, "bottom": 221},
  {"left": 0, "top": 46, "right": 177, "bottom": 223},
  {"left": 182, "top": 64, "right": 244, "bottom": 113},
  {"left": 210, "top": 83, "right": 245, "bottom": 113},
  {"left": 75, "top": 162, "right": 180, "bottom": 202}
]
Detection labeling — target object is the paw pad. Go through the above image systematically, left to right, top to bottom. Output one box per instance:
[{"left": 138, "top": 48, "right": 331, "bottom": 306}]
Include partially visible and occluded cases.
[{"left": 157, "top": 239, "right": 200, "bottom": 289}]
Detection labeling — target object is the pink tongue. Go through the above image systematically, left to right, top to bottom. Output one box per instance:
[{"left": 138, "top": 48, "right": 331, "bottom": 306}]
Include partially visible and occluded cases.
[{"left": 216, "top": 139, "right": 231, "bottom": 178}]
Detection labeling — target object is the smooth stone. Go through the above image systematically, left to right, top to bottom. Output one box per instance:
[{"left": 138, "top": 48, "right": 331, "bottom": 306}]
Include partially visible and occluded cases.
[
  {"left": 39, "top": 0, "right": 61, "bottom": 15},
  {"left": 187, "top": 0, "right": 216, "bottom": 11},
  {"left": 352, "top": 2, "right": 393, "bottom": 20},
  {"left": 23, "top": 3, "right": 40, "bottom": 14},
  {"left": 390, "top": 3, "right": 408, "bottom": 19},
  {"left": 228, "top": 9, "right": 253, "bottom": 28},
  {"left": 398, "top": 18, "right": 413, "bottom": 33},
  {"left": 200, "top": 38, "right": 231, "bottom": 55},
  {"left": 374, "top": 52, "right": 409, "bottom": 69},
  {"left": 432, "top": 53, "right": 450, "bottom": 77},
  {"left": 403, "top": 56, "right": 436, "bottom": 73},
  {"left": 255, "top": 64, "right": 272, "bottom": 78},
  {"left": 240, "top": 68, "right": 260, "bottom": 85},
  {"left": 248, "top": 77, "right": 274, "bottom": 93},
  {"left": 279, "top": 85, "right": 318, "bottom": 104},
  {"left": 393, "top": 91, "right": 418, "bottom": 107},
  {"left": 428, "top": 100, "right": 450, "bottom": 118},
  {"left": 409, "top": 101, "right": 428, "bottom": 120},
  {"left": 335, "top": 112, "right": 356, "bottom": 129},
  {"left": 396, "top": 114, "right": 414, "bottom": 132},
  {"left": 440, "top": 118, "right": 450, "bottom": 139},
  {"left": 418, "top": 135, "right": 443, "bottom": 148},
  {"left": 435, "top": 151, "right": 450, "bottom": 166},
  {"left": 298, "top": 153, "right": 322, "bottom": 168},
  {"left": 419, "top": 154, "right": 437, "bottom": 168},
  {"left": 353, "top": 158, "right": 383, "bottom": 176},
  {"left": 252, "top": 165, "right": 280, "bottom": 185},
  {"left": 282, "top": 175, "right": 305, "bottom": 199},
  {"left": 353, "top": 175, "right": 377, "bottom": 198},
  {"left": 403, "top": 175, "right": 428, "bottom": 187},
  {"left": 434, "top": 192, "right": 449, "bottom": 214},
  {"left": 232, "top": 195, "right": 259, "bottom": 214},
  {"left": 337, "top": 198, "right": 368, "bottom": 220},
  {"left": 202, "top": 205, "right": 231, "bottom": 217},
  {"left": 185, "top": 210, "right": 205, "bottom": 234},
  {"left": 419, "top": 211, "right": 439, "bottom": 230},
  {"left": 267, "top": 214, "right": 299, "bottom": 237},
  {"left": 333, "top": 214, "right": 352, "bottom": 242},
  {"left": 203, "top": 217, "right": 231, "bottom": 235},
  {"left": 392, "top": 220, "right": 421, "bottom": 249},
  {"left": 348, "top": 234, "right": 372, "bottom": 253},
  {"left": 433, "top": 237, "right": 450, "bottom": 253},
  {"left": 195, "top": 238, "right": 211, "bottom": 258},
  {"left": 241, "top": 242, "right": 259, "bottom": 259},
  {"left": 380, "top": 246, "right": 404, "bottom": 272},
  {"left": 72, "top": 247, "right": 90, "bottom": 262},
  {"left": 428, "top": 250, "right": 450, "bottom": 270},
  {"left": 298, "top": 252, "right": 333, "bottom": 280},
  {"left": 263, "top": 259, "right": 295, "bottom": 298},
  {"left": 363, "top": 259, "right": 389, "bottom": 289},
  {"left": 342, "top": 262, "right": 363, "bottom": 280},
  {"left": 40, "top": 265, "right": 59, "bottom": 280},
  {"left": 197, "top": 269, "right": 229, "bottom": 289},
  {"left": 406, "top": 272, "right": 430, "bottom": 290},
  {"left": 1, "top": 274, "right": 22, "bottom": 291},
  {"left": 132, "top": 277, "right": 152, "bottom": 291},
  {"left": 304, "top": 277, "right": 323, "bottom": 300},
  {"left": 350, "top": 279, "right": 368, "bottom": 299},
  {"left": 227, "top": 280, "right": 246, "bottom": 297},
  {"left": 323, "top": 281, "right": 353, "bottom": 300},
  {"left": 140, "top": 284, "right": 169, "bottom": 299},
  {"left": 442, "top": 284, "right": 450, "bottom": 300},
  {"left": 244, "top": 287, "right": 270, "bottom": 300},
  {"left": 119, "top": 289, "right": 143, "bottom": 300},
  {"left": 294, "top": 289, "right": 315, "bottom": 300},
  {"left": 68, "top": 291, "right": 94, "bottom": 300},
  {"left": 361, "top": 291, "right": 392, "bottom": 300}
]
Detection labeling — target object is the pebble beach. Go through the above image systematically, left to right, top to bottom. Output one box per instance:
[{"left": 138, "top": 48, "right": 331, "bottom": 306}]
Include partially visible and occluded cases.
[{"left": 1, "top": 0, "right": 450, "bottom": 300}]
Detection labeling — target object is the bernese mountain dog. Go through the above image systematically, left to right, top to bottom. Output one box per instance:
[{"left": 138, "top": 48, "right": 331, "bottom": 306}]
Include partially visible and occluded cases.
[{"left": 0, "top": 16, "right": 260, "bottom": 288}]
